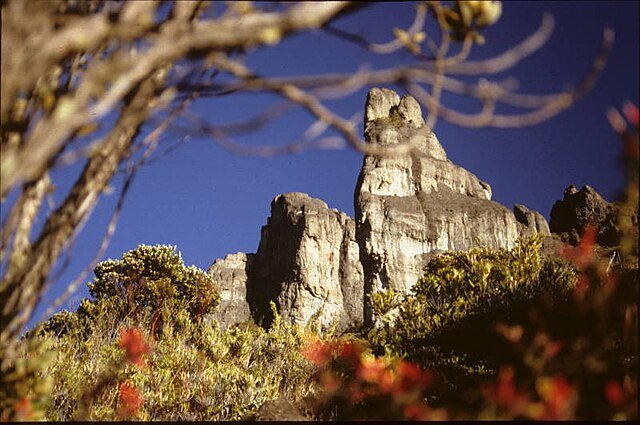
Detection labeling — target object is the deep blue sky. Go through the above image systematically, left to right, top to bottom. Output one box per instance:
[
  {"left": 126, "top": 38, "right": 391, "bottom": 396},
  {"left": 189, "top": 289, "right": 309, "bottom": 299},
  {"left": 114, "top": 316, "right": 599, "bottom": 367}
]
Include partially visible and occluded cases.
[{"left": 17, "top": 2, "right": 639, "bottom": 327}]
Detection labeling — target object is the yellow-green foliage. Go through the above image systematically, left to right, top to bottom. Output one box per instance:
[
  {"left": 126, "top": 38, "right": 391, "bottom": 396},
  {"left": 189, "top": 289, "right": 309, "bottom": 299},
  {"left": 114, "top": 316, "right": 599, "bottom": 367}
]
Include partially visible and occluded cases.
[
  {"left": 368, "top": 235, "right": 577, "bottom": 364},
  {"left": 34, "top": 245, "right": 321, "bottom": 420},
  {"left": 44, "top": 245, "right": 220, "bottom": 337},
  {"left": 88, "top": 245, "right": 219, "bottom": 322},
  {"left": 41, "top": 304, "right": 318, "bottom": 420},
  {"left": 0, "top": 337, "right": 56, "bottom": 420}
]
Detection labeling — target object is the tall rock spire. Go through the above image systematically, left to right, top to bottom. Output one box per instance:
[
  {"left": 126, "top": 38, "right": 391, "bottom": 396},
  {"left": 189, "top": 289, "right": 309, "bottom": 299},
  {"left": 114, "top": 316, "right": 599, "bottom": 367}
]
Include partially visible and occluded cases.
[
  {"left": 206, "top": 88, "right": 549, "bottom": 330},
  {"left": 354, "top": 88, "right": 547, "bottom": 322}
]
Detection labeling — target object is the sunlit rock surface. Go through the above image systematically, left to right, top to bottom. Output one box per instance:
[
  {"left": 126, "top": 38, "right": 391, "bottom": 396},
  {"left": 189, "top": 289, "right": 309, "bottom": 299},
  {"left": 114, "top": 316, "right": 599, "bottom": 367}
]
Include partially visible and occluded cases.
[
  {"left": 209, "top": 88, "right": 549, "bottom": 329},
  {"left": 354, "top": 88, "right": 548, "bottom": 321},
  {"left": 247, "top": 193, "right": 363, "bottom": 330},
  {"left": 206, "top": 252, "right": 253, "bottom": 329}
]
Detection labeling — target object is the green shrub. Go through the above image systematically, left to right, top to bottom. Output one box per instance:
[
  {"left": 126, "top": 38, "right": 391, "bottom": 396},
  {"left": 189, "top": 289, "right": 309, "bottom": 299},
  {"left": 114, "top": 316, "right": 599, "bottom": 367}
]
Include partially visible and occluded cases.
[
  {"left": 366, "top": 235, "right": 578, "bottom": 407},
  {"left": 43, "top": 244, "right": 220, "bottom": 339},
  {"left": 36, "top": 245, "right": 320, "bottom": 420},
  {"left": 41, "top": 305, "right": 318, "bottom": 420},
  {"left": 0, "top": 336, "right": 56, "bottom": 420}
]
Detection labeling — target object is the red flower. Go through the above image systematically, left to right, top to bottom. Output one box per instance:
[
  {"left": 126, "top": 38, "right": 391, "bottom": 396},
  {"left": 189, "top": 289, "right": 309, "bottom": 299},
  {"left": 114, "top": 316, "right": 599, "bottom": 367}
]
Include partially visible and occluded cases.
[
  {"left": 623, "top": 102, "right": 638, "bottom": 126},
  {"left": 562, "top": 225, "right": 597, "bottom": 267},
  {"left": 573, "top": 275, "right": 589, "bottom": 302},
  {"left": 118, "top": 327, "right": 150, "bottom": 367},
  {"left": 302, "top": 340, "right": 333, "bottom": 367},
  {"left": 543, "top": 341, "right": 563, "bottom": 359},
  {"left": 339, "top": 342, "right": 363, "bottom": 366},
  {"left": 356, "top": 356, "right": 387, "bottom": 384},
  {"left": 395, "top": 361, "right": 432, "bottom": 393},
  {"left": 482, "top": 366, "right": 530, "bottom": 415},
  {"left": 494, "top": 366, "right": 517, "bottom": 408},
  {"left": 377, "top": 368, "right": 396, "bottom": 393},
  {"left": 319, "top": 370, "right": 341, "bottom": 394},
  {"left": 537, "top": 376, "right": 575, "bottom": 419},
  {"left": 605, "top": 380, "right": 625, "bottom": 408},
  {"left": 117, "top": 381, "right": 143, "bottom": 418},
  {"left": 347, "top": 383, "right": 365, "bottom": 403},
  {"left": 13, "top": 397, "right": 33, "bottom": 420},
  {"left": 403, "top": 402, "right": 431, "bottom": 420}
]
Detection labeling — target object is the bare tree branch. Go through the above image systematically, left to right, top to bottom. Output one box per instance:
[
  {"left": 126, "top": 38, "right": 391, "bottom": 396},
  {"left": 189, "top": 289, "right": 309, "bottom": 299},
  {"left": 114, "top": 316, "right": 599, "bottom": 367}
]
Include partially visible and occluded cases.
[
  {"left": 0, "top": 1, "right": 615, "bottom": 370},
  {"left": 1, "top": 74, "right": 163, "bottom": 352}
]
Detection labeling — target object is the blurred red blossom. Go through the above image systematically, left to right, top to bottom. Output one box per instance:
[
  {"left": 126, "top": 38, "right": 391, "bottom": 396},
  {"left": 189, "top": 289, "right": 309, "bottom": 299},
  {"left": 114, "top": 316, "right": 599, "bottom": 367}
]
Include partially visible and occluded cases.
[
  {"left": 623, "top": 102, "right": 638, "bottom": 126},
  {"left": 561, "top": 225, "right": 597, "bottom": 267},
  {"left": 118, "top": 327, "right": 150, "bottom": 367},
  {"left": 302, "top": 339, "right": 335, "bottom": 367},
  {"left": 303, "top": 340, "right": 441, "bottom": 420},
  {"left": 543, "top": 340, "right": 563, "bottom": 359},
  {"left": 395, "top": 360, "right": 432, "bottom": 394},
  {"left": 481, "top": 366, "right": 529, "bottom": 413},
  {"left": 537, "top": 376, "right": 576, "bottom": 419},
  {"left": 605, "top": 380, "right": 625, "bottom": 408},
  {"left": 117, "top": 381, "right": 143, "bottom": 418},
  {"left": 12, "top": 397, "right": 33, "bottom": 420},
  {"left": 403, "top": 402, "right": 432, "bottom": 420}
]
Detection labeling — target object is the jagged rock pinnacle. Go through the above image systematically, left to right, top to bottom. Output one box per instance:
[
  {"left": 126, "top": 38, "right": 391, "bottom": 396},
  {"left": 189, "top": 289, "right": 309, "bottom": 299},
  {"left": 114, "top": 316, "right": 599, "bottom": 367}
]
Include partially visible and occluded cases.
[{"left": 206, "top": 88, "right": 550, "bottom": 330}]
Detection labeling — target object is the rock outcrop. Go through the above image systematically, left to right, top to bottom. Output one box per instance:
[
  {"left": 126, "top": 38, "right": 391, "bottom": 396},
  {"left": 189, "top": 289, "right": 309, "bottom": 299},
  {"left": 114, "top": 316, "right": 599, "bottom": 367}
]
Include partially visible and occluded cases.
[
  {"left": 207, "top": 88, "right": 551, "bottom": 330},
  {"left": 354, "top": 88, "right": 549, "bottom": 320},
  {"left": 549, "top": 184, "right": 620, "bottom": 246},
  {"left": 247, "top": 193, "right": 363, "bottom": 329},
  {"left": 514, "top": 204, "right": 551, "bottom": 235},
  {"left": 206, "top": 253, "right": 253, "bottom": 329}
]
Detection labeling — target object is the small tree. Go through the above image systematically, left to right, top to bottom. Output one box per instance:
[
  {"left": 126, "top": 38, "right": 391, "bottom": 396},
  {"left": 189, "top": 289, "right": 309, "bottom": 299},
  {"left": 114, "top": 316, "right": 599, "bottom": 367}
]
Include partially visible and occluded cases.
[{"left": 44, "top": 244, "right": 220, "bottom": 337}]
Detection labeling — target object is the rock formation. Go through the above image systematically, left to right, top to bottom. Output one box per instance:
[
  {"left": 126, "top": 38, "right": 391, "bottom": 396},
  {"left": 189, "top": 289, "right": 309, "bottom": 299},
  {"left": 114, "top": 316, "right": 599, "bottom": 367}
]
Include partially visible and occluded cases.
[
  {"left": 207, "top": 88, "right": 550, "bottom": 329},
  {"left": 354, "top": 88, "right": 548, "bottom": 320},
  {"left": 549, "top": 184, "right": 622, "bottom": 246},
  {"left": 247, "top": 193, "right": 363, "bottom": 329},
  {"left": 514, "top": 204, "right": 551, "bottom": 235},
  {"left": 206, "top": 253, "right": 253, "bottom": 329}
]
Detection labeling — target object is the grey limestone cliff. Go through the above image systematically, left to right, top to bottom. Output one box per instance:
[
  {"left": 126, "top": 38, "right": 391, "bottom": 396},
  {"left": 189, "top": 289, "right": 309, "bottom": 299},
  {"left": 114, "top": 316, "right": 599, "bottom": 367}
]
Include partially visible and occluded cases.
[
  {"left": 208, "top": 88, "right": 550, "bottom": 330},
  {"left": 354, "top": 88, "right": 549, "bottom": 321},
  {"left": 247, "top": 193, "right": 363, "bottom": 330},
  {"left": 206, "top": 252, "right": 254, "bottom": 329}
]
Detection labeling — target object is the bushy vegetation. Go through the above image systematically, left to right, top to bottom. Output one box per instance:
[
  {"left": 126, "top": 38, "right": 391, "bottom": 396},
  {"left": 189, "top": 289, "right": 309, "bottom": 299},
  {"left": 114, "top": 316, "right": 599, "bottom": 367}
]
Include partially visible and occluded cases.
[
  {"left": 311, "top": 103, "right": 638, "bottom": 420},
  {"left": 3, "top": 223, "right": 636, "bottom": 421},
  {"left": 308, "top": 229, "right": 637, "bottom": 420},
  {"left": 366, "top": 235, "right": 577, "bottom": 405},
  {"left": 43, "top": 244, "right": 220, "bottom": 338},
  {"left": 2, "top": 245, "right": 321, "bottom": 421},
  {"left": 41, "top": 307, "right": 317, "bottom": 420}
]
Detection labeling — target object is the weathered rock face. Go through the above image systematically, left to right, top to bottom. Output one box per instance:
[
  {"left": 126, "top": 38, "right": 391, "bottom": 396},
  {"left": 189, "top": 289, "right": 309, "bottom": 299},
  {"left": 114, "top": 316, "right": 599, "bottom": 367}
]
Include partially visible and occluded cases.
[
  {"left": 208, "top": 88, "right": 551, "bottom": 330},
  {"left": 354, "top": 88, "right": 549, "bottom": 321},
  {"left": 360, "top": 89, "right": 492, "bottom": 201},
  {"left": 549, "top": 184, "right": 619, "bottom": 246},
  {"left": 246, "top": 193, "right": 363, "bottom": 330},
  {"left": 514, "top": 204, "right": 551, "bottom": 235},
  {"left": 206, "top": 253, "right": 254, "bottom": 329}
]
